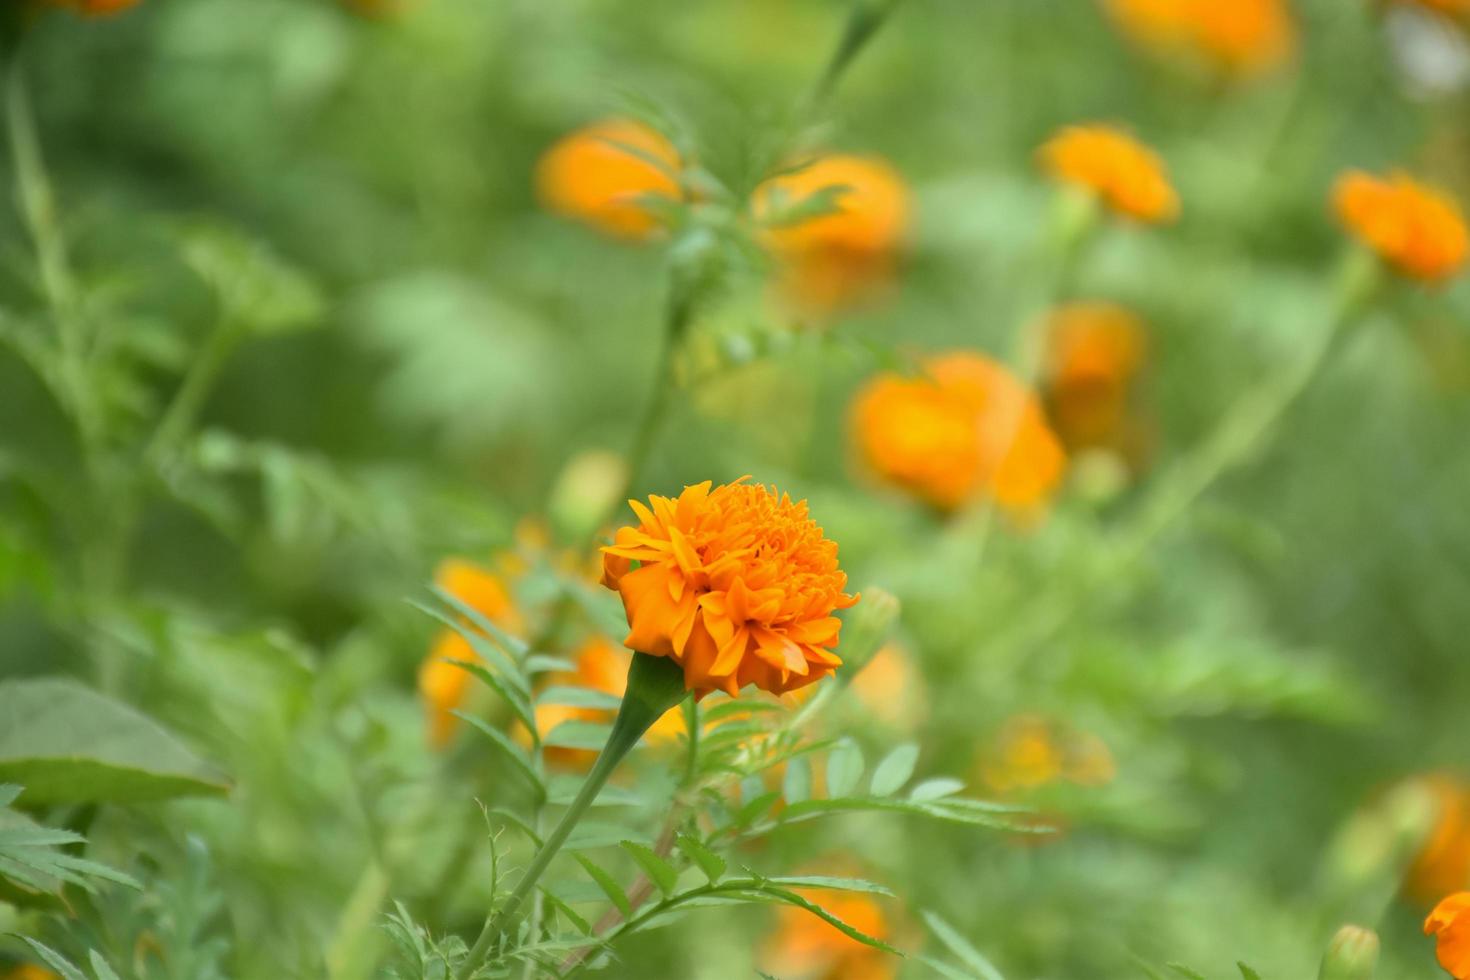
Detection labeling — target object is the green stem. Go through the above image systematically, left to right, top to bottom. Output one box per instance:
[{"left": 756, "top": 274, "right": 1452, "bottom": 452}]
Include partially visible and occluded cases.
[
  {"left": 619, "top": 281, "right": 697, "bottom": 504},
  {"left": 146, "top": 316, "right": 245, "bottom": 467},
  {"left": 456, "top": 653, "right": 688, "bottom": 980}
]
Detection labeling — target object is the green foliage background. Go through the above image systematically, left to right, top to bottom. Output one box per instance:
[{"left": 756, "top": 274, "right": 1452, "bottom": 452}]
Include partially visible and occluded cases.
[{"left": 3, "top": 0, "right": 1470, "bottom": 977}]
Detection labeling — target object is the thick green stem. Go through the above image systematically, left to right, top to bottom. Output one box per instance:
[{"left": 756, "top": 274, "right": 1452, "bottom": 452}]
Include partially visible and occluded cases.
[{"left": 457, "top": 653, "right": 688, "bottom": 979}]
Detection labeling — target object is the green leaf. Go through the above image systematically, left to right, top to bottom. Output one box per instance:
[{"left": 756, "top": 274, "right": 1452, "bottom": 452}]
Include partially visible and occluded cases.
[
  {"left": 176, "top": 221, "right": 323, "bottom": 334},
  {"left": 432, "top": 585, "right": 530, "bottom": 658},
  {"left": 409, "top": 599, "right": 528, "bottom": 695},
  {"left": 524, "top": 655, "right": 578, "bottom": 675},
  {"left": 444, "top": 659, "right": 536, "bottom": 737},
  {"left": 0, "top": 678, "right": 229, "bottom": 805},
  {"left": 536, "top": 686, "right": 623, "bottom": 711},
  {"left": 701, "top": 699, "right": 785, "bottom": 724},
  {"left": 450, "top": 711, "right": 545, "bottom": 800},
  {"left": 543, "top": 720, "right": 613, "bottom": 751},
  {"left": 825, "top": 740, "right": 865, "bottom": 799},
  {"left": 870, "top": 744, "right": 919, "bottom": 797},
  {"left": 782, "top": 756, "right": 812, "bottom": 805},
  {"left": 908, "top": 777, "right": 966, "bottom": 801},
  {"left": 675, "top": 834, "right": 725, "bottom": 884},
  {"left": 619, "top": 840, "right": 678, "bottom": 897},
  {"left": 573, "top": 853, "right": 631, "bottom": 917},
  {"left": 765, "top": 875, "right": 893, "bottom": 896},
  {"left": 759, "top": 886, "right": 902, "bottom": 956},
  {"left": 539, "top": 887, "right": 592, "bottom": 936},
  {"left": 922, "top": 911, "right": 1007, "bottom": 980},
  {"left": 10, "top": 936, "right": 87, "bottom": 980},
  {"left": 89, "top": 950, "right": 123, "bottom": 980},
  {"left": 1167, "top": 965, "right": 1208, "bottom": 980},
  {"left": 1237, "top": 965, "right": 1263, "bottom": 980}
]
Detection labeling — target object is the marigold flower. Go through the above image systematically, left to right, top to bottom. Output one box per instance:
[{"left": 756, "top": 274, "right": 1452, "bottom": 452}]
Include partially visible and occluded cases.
[
  {"left": 50, "top": 0, "right": 141, "bottom": 14},
  {"left": 1105, "top": 0, "right": 1295, "bottom": 77},
  {"left": 535, "top": 117, "right": 682, "bottom": 240},
  {"left": 1039, "top": 124, "right": 1178, "bottom": 224},
  {"left": 753, "top": 154, "right": 912, "bottom": 314},
  {"left": 1333, "top": 170, "right": 1469, "bottom": 284},
  {"left": 1042, "top": 302, "right": 1149, "bottom": 454},
  {"left": 851, "top": 352, "right": 1067, "bottom": 515},
  {"left": 600, "top": 479, "right": 858, "bottom": 698},
  {"left": 418, "top": 558, "right": 521, "bottom": 748},
  {"left": 524, "top": 636, "right": 684, "bottom": 768},
  {"left": 981, "top": 715, "right": 1117, "bottom": 794},
  {"left": 1406, "top": 776, "right": 1470, "bottom": 906},
  {"left": 763, "top": 888, "right": 896, "bottom": 980},
  {"left": 1427, "top": 892, "right": 1470, "bottom": 978},
  {"left": 3, "top": 967, "right": 61, "bottom": 980}
]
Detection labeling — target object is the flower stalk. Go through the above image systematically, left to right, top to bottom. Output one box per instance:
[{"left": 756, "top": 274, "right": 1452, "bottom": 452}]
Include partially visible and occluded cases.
[{"left": 457, "top": 652, "right": 689, "bottom": 979}]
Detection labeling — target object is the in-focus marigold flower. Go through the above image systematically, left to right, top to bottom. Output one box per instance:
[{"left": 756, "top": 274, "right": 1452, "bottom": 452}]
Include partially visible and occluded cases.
[
  {"left": 1105, "top": 0, "right": 1295, "bottom": 77},
  {"left": 535, "top": 117, "right": 682, "bottom": 240},
  {"left": 1039, "top": 124, "right": 1178, "bottom": 224},
  {"left": 753, "top": 154, "right": 912, "bottom": 314},
  {"left": 1333, "top": 170, "right": 1469, "bottom": 284},
  {"left": 1043, "top": 302, "right": 1149, "bottom": 454},
  {"left": 851, "top": 352, "right": 1067, "bottom": 515},
  {"left": 600, "top": 479, "right": 857, "bottom": 698},
  {"left": 418, "top": 558, "right": 522, "bottom": 748},
  {"left": 524, "top": 636, "right": 684, "bottom": 768},
  {"left": 1406, "top": 776, "right": 1470, "bottom": 906},
  {"left": 762, "top": 887, "right": 896, "bottom": 980},
  {"left": 1427, "top": 892, "right": 1470, "bottom": 978}
]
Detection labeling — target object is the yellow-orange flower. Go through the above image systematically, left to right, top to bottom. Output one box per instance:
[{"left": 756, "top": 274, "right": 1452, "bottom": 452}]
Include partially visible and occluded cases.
[
  {"left": 50, "top": 0, "right": 141, "bottom": 13},
  {"left": 1105, "top": 0, "right": 1295, "bottom": 77},
  {"left": 535, "top": 118, "right": 682, "bottom": 240},
  {"left": 1039, "top": 125, "right": 1178, "bottom": 224},
  {"left": 753, "top": 154, "right": 912, "bottom": 314},
  {"left": 1333, "top": 171, "right": 1469, "bottom": 284},
  {"left": 1042, "top": 302, "right": 1148, "bottom": 454},
  {"left": 851, "top": 352, "right": 1066, "bottom": 515},
  {"left": 600, "top": 479, "right": 857, "bottom": 698},
  {"left": 417, "top": 558, "right": 521, "bottom": 748},
  {"left": 525, "top": 636, "right": 685, "bottom": 768},
  {"left": 849, "top": 644, "right": 924, "bottom": 731},
  {"left": 981, "top": 715, "right": 1117, "bottom": 794},
  {"left": 1406, "top": 776, "right": 1470, "bottom": 907},
  {"left": 763, "top": 888, "right": 896, "bottom": 980},
  {"left": 1427, "top": 892, "right": 1470, "bottom": 978},
  {"left": 3, "top": 967, "right": 62, "bottom": 980}
]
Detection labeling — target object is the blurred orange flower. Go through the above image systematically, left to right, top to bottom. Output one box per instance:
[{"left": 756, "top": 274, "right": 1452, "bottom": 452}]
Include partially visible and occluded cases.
[
  {"left": 51, "top": 0, "right": 140, "bottom": 13},
  {"left": 1105, "top": 0, "right": 1295, "bottom": 77},
  {"left": 535, "top": 118, "right": 682, "bottom": 240},
  {"left": 1039, "top": 124, "right": 1178, "bottom": 224},
  {"left": 754, "top": 154, "right": 912, "bottom": 315},
  {"left": 1333, "top": 170, "right": 1469, "bottom": 284},
  {"left": 1042, "top": 302, "right": 1149, "bottom": 457},
  {"left": 851, "top": 352, "right": 1066, "bottom": 515},
  {"left": 601, "top": 479, "right": 858, "bottom": 698},
  {"left": 417, "top": 558, "right": 522, "bottom": 748},
  {"left": 524, "top": 636, "right": 684, "bottom": 768},
  {"left": 850, "top": 644, "right": 924, "bottom": 732},
  {"left": 981, "top": 715, "right": 1117, "bottom": 794},
  {"left": 1406, "top": 776, "right": 1470, "bottom": 907},
  {"left": 763, "top": 889, "right": 896, "bottom": 980},
  {"left": 1427, "top": 892, "right": 1470, "bottom": 978},
  {"left": 3, "top": 966, "right": 62, "bottom": 980}
]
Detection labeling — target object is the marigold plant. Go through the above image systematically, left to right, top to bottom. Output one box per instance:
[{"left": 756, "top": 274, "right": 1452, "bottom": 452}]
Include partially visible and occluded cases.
[
  {"left": 535, "top": 117, "right": 683, "bottom": 240},
  {"left": 1039, "top": 124, "right": 1179, "bottom": 223},
  {"left": 753, "top": 154, "right": 912, "bottom": 314},
  {"left": 1333, "top": 170, "right": 1470, "bottom": 284},
  {"left": 851, "top": 352, "right": 1066, "bottom": 515},
  {"left": 601, "top": 479, "right": 858, "bottom": 697},
  {"left": 763, "top": 886, "right": 896, "bottom": 980}
]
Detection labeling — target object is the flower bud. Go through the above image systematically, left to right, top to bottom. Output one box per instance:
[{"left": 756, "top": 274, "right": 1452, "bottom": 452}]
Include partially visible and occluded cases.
[
  {"left": 836, "top": 586, "right": 900, "bottom": 673},
  {"left": 1318, "top": 924, "right": 1379, "bottom": 980}
]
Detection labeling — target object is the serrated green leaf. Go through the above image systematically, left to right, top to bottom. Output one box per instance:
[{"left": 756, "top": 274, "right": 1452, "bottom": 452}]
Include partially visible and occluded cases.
[
  {"left": 432, "top": 585, "right": 530, "bottom": 658},
  {"left": 408, "top": 600, "right": 528, "bottom": 695},
  {"left": 443, "top": 660, "right": 536, "bottom": 737},
  {"left": 0, "top": 678, "right": 228, "bottom": 805},
  {"left": 450, "top": 711, "right": 544, "bottom": 800},
  {"left": 825, "top": 740, "right": 865, "bottom": 799},
  {"left": 870, "top": 744, "right": 919, "bottom": 797},
  {"left": 783, "top": 756, "right": 812, "bottom": 805},
  {"left": 675, "top": 834, "right": 726, "bottom": 884},
  {"left": 620, "top": 840, "right": 678, "bottom": 897},
  {"left": 573, "top": 853, "right": 631, "bottom": 917},
  {"left": 765, "top": 875, "right": 893, "bottom": 896},
  {"left": 759, "top": 886, "right": 902, "bottom": 956},
  {"left": 539, "top": 887, "right": 593, "bottom": 936},
  {"left": 10, "top": 936, "right": 87, "bottom": 980}
]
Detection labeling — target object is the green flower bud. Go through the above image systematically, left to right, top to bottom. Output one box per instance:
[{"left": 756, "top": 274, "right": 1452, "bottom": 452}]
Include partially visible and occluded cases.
[{"left": 1318, "top": 924, "right": 1379, "bottom": 980}]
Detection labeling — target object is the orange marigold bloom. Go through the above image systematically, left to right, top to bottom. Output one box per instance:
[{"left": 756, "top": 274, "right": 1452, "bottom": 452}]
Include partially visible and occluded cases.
[
  {"left": 1105, "top": 0, "right": 1295, "bottom": 77},
  {"left": 535, "top": 117, "right": 682, "bottom": 240},
  {"left": 1039, "top": 124, "right": 1178, "bottom": 224},
  {"left": 753, "top": 154, "right": 912, "bottom": 314},
  {"left": 1333, "top": 170, "right": 1469, "bottom": 284},
  {"left": 1043, "top": 302, "right": 1148, "bottom": 453},
  {"left": 851, "top": 352, "right": 1067, "bottom": 515},
  {"left": 600, "top": 479, "right": 857, "bottom": 698},
  {"left": 417, "top": 559, "right": 521, "bottom": 748},
  {"left": 524, "top": 636, "right": 684, "bottom": 768},
  {"left": 981, "top": 715, "right": 1118, "bottom": 794},
  {"left": 1406, "top": 776, "right": 1470, "bottom": 906},
  {"left": 763, "top": 889, "right": 896, "bottom": 980},
  {"left": 1427, "top": 892, "right": 1470, "bottom": 978},
  {"left": 3, "top": 967, "right": 62, "bottom": 980}
]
